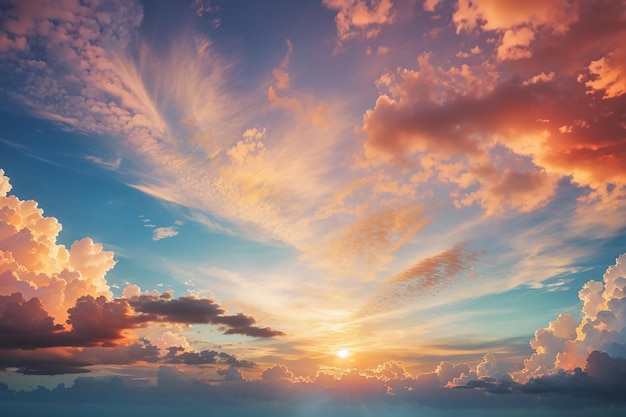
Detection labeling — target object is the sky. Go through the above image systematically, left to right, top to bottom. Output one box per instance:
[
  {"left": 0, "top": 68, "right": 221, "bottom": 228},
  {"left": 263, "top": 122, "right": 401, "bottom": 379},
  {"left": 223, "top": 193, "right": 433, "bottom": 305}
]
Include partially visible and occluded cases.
[{"left": 0, "top": 0, "right": 626, "bottom": 415}]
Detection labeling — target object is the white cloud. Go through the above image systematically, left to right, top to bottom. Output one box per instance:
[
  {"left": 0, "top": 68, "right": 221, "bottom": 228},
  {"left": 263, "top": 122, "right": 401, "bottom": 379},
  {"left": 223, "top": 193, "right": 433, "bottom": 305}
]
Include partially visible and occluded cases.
[{"left": 152, "top": 227, "right": 179, "bottom": 241}]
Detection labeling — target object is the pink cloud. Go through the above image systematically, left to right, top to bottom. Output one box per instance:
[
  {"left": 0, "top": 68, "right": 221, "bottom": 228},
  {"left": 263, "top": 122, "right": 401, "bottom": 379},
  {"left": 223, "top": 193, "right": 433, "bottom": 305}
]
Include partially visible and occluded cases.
[
  {"left": 323, "top": 0, "right": 395, "bottom": 47},
  {"left": 358, "top": 12, "right": 626, "bottom": 215},
  {"left": 0, "top": 171, "right": 114, "bottom": 324},
  {"left": 515, "top": 253, "right": 626, "bottom": 382}
]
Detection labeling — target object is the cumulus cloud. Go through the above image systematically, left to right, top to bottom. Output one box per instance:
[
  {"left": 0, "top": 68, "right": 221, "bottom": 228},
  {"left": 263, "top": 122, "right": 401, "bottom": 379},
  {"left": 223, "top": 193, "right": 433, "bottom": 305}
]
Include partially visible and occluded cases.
[
  {"left": 323, "top": 0, "right": 395, "bottom": 47},
  {"left": 344, "top": 0, "right": 626, "bottom": 238},
  {"left": 0, "top": 170, "right": 114, "bottom": 324},
  {"left": 516, "top": 253, "right": 626, "bottom": 382},
  {"left": 0, "top": 292, "right": 138, "bottom": 349}
]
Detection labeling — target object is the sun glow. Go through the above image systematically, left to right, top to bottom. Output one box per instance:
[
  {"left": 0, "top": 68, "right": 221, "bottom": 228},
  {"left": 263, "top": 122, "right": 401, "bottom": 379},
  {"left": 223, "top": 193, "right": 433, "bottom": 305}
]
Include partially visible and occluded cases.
[{"left": 337, "top": 349, "right": 349, "bottom": 359}]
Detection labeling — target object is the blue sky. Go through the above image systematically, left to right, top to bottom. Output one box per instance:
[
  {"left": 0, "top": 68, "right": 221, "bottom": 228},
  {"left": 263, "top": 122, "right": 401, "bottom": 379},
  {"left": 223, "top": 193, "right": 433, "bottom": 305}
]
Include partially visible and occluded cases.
[{"left": 1, "top": 0, "right": 626, "bottom": 415}]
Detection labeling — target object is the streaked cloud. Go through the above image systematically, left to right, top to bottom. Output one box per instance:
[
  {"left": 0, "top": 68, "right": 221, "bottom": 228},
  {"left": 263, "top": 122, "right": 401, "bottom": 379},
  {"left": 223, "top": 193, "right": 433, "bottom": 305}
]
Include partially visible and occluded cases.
[{"left": 358, "top": 244, "right": 482, "bottom": 316}]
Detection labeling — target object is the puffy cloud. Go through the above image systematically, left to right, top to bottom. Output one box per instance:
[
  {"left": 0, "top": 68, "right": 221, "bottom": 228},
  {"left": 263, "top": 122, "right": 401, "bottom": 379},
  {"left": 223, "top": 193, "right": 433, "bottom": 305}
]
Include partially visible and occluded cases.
[
  {"left": 323, "top": 0, "right": 395, "bottom": 46},
  {"left": 496, "top": 26, "right": 535, "bottom": 61},
  {"left": 359, "top": 33, "right": 626, "bottom": 215},
  {"left": 583, "top": 46, "right": 626, "bottom": 99},
  {"left": 0, "top": 171, "right": 114, "bottom": 324},
  {"left": 0, "top": 171, "right": 282, "bottom": 374},
  {"left": 152, "top": 226, "right": 179, "bottom": 241},
  {"left": 516, "top": 253, "right": 626, "bottom": 382},
  {"left": 0, "top": 292, "right": 138, "bottom": 349},
  {"left": 0, "top": 293, "right": 64, "bottom": 349},
  {"left": 150, "top": 330, "right": 190, "bottom": 352},
  {"left": 521, "top": 351, "right": 626, "bottom": 401},
  {"left": 436, "top": 361, "right": 470, "bottom": 385},
  {"left": 261, "top": 364, "right": 294, "bottom": 382},
  {"left": 218, "top": 366, "right": 245, "bottom": 382}
]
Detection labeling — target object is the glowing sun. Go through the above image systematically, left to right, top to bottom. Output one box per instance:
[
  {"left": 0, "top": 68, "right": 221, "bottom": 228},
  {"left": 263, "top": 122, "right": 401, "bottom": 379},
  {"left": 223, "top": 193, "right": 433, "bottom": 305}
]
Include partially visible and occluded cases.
[{"left": 337, "top": 349, "right": 349, "bottom": 359}]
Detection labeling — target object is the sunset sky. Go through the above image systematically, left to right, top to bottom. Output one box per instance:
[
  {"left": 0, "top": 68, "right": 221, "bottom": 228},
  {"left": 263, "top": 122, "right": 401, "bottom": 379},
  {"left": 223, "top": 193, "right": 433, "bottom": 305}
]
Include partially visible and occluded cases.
[{"left": 1, "top": 0, "right": 626, "bottom": 415}]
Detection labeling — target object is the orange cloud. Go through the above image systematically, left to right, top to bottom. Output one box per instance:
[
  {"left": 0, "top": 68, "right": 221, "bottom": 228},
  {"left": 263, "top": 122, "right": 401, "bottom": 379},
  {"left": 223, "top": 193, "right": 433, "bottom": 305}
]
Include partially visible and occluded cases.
[
  {"left": 323, "top": 0, "right": 395, "bottom": 47},
  {"left": 453, "top": 0, "right": 578, "bottom": 33},
  {"left": 0, "top": 170, "right": 114, "bottom": 324},
  {"left": 304, "top": 204, "right": 428, "bottom": 277},
  {"left": 358, "top": 244, "right": 482, "bottom": 316}
]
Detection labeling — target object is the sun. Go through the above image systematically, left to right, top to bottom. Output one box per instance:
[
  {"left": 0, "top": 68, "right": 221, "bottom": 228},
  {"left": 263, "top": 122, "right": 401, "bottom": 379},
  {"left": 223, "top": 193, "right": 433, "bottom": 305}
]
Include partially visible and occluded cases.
[{"left": 337, "top": 349, "right": 349, "bottom": 359}]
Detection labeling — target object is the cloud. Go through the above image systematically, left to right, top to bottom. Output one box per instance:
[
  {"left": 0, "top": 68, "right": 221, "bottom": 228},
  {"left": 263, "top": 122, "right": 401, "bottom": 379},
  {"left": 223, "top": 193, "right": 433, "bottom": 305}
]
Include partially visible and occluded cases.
[
  {"left": 322, "top": 0, "right": 395, "bottom": 47},
  {"left": 423, "top": 0, "right": 441, "bottom": 12},
  {"left": 452, "top": 0, "right": 578, "bottom": 34},
  {"left": 496, "top": 26, "right": 535, "bottom": 61},
  {"left": 358, "top": 35, "right": 626, "bottom": 215},
  {"left": 267, "top": 40, "right": 329, "bottom": 125},
  {"left": 583, "top": 46, "right": 626, "bottom": 98},
  {"left": 85, "top": 156, "right": 122, "bottom": 170},
  {"left": 0, "top": 170, "right": 115, "bottom": 324},
  {"left": 0, "top": 171, "right": 283, "bottom": 375},
  {"left": 305, "top": 203, "right": 428, "bottom": 276},
  {"left": 187, "top": 212, "right": 235, "bottom": 236},
  {"left": 152, "top": 226, "right": 179, "bottom": 241},
  {"left": 359, "top": 244, "right": 482, "bottom": 316},
  {"left": 515, "top": 252, "right": 626, "bottom": 382},
  {"left": 0, "top": 292, "right": 138, "bottom": 349},
  {"left": 0, "top": 293, "right": 65, "bottom": 349},
  {"left": 128, "top": 293, "right": 285, "bottom": 338},
  {"left": 164, "top": 347, "right": 255, "bottom": 368},
  {"left": 521, "top": 351, "right": 626, "bottom": 401}
]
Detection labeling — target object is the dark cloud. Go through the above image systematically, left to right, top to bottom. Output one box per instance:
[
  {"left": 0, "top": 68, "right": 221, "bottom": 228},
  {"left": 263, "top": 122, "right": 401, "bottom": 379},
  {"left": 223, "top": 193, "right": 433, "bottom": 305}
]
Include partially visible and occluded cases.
[
  {"left": 0, "top": 291, "right": 282, "bottom": 352},
  {"left": 0, "top": 293, "right": 138, "bottom": 349},
  {"left": 0, "top": 293, "right": 65, "bottom": 349},
  {"left": 0, "top": 293, "right": 264, "bottom": 374},
  {"left": 129, "top": 294, "right": 285, "bottom": 338},
  {"left": 164, "top": 347, "right": 255, "bottom": 368},
  {"left": 0, "top": 348, "right": 92, "bottom": 375},
  {"left": 522, "top": 351, "right": 626, "bottom": 401}
]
